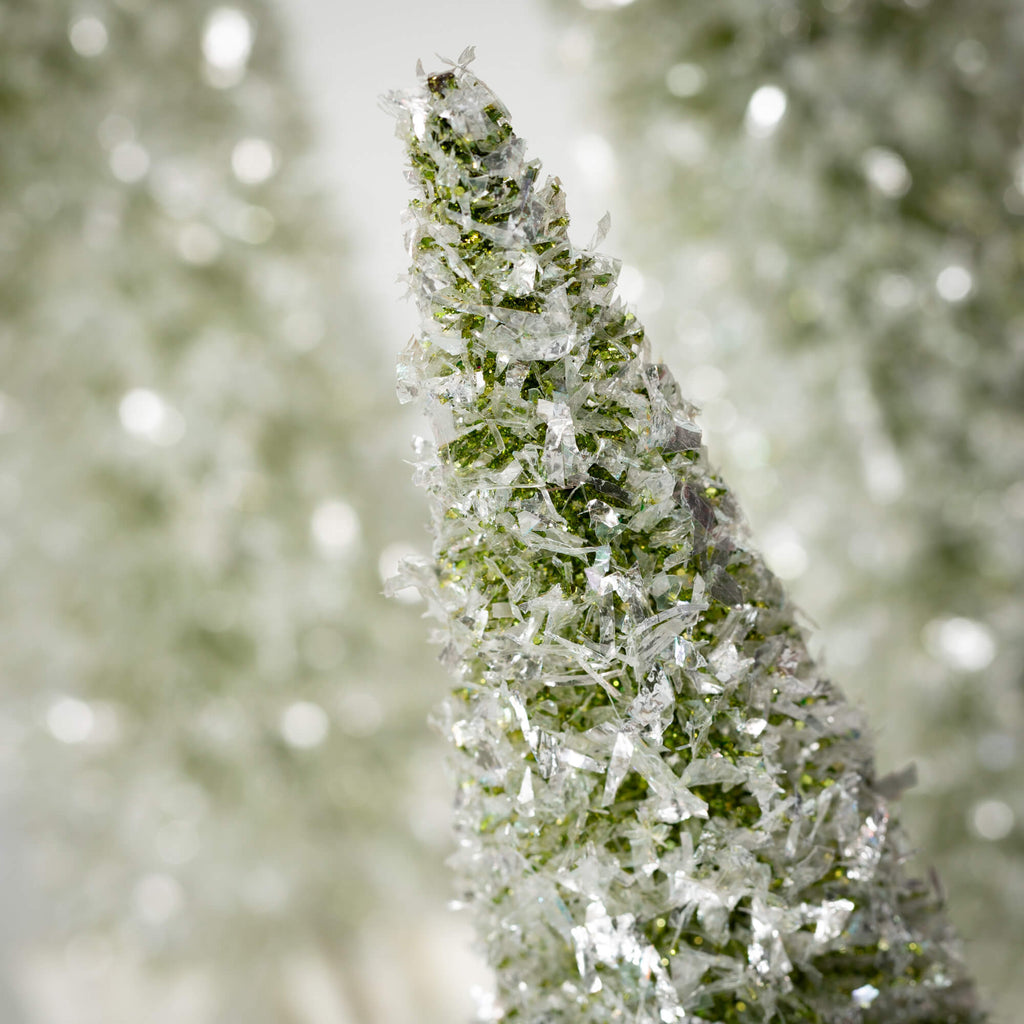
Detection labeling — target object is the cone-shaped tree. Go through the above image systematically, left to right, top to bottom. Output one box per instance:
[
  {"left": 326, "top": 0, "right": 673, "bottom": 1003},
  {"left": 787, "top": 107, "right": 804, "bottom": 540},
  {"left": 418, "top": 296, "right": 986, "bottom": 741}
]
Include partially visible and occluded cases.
[{"left": 390, "top": 56, "right": 983, "bottom": 1023}]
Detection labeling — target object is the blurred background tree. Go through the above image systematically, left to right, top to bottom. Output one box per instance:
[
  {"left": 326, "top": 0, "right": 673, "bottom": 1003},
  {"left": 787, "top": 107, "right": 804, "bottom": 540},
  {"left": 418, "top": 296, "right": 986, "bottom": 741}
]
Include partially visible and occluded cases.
[
  {"left": 546, "top": 0, "right": 1024, "bottom": 1017},
  {"left": 0, "top": 2, "right": 473, "bottom": 1021}
]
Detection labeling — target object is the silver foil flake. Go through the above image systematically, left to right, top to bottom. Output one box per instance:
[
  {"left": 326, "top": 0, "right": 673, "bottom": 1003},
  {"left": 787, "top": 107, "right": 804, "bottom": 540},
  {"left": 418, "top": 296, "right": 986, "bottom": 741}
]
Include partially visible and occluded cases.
[
  {"left": 590, "top": 211, "right": 612, "bottom": 249},
  {"left": 505, "top": 252, "right": 539, "bottom": 296},
  {"left": 504, "top": 319, "right": 577, "bottom": 362},
  {"left": 395, "top": 355, "right": 420, "bottom": 404},
  {"left": 503, "top": 361, "right": 528, "bottom": 394},
  {"left": 437, "top": 371, "right": 479, "bottom": 405},
  {"left": 537, "top": 397, "right": 579, "bottom": 487},
  {"left": 428, "top": 400, "right": 457, "bottom": 446},
  {"left": 586, "top": 499, "right": 620, "bottom": 530},
  {"left": 516, "top": 509, "right": 542, "bottom": 535},
  {"left": 585, "top": 546, "right": 613, "bottom": 595},
  {"left": 609, "top": 569, "right": 647, "bottom": 619},
  {"left": 633, "top": 620, "right": 691, "bottom": 671},
  {"left": 672, "top": 635, "right": 706, "bottom": 671},
  {"left": 708, "top": 641, "right": 752, "bottom": 685},
  {"left": 627, "top": 667, "right": 675, "bottom": 744},
  {"left": 696, "top": 674, "right": 723, "bottom": 696},
  {"left": 506, "top": 691, "right": 535, "bottom": 745},
  {"left": 450, "top": 717, "right": 478, "bottom": 749},
  {"left": 534, "top": 730, "right": 559, "bottom": 780},
  {"left": 601, "top": 730, "right": 635, "bottom": 804},
  {"left": 560, "top": 747, "right": 604, "bottom": 773},
  {"left": 681, "top": 754, "right": 746, "bottom": 789},
  {"left": 517, "top": 765, "right": 535, "bottom": 813},
  {"left": 654, "top": 791, "right": 709, "bottom": 824},
  {"left": 844, "top": 809, "right": 889, "bottom": 882},
  {"left": 671, "top": 875, "right": 730, "bottom": 941},
  {"left": 803, "top": 898, "right": 855, "bottom": 945},
  {"left": 571, "top": 902, "right": 636, "bottom": 976},
  {"left": 748, "top": 903, "right": 794, "bottom": 979},
  {"left": 651, "top": 959, "right": 686, "bottom": 1024},
  {"left": 852, "top": 983, "right": 880, "bottom": 1009}
]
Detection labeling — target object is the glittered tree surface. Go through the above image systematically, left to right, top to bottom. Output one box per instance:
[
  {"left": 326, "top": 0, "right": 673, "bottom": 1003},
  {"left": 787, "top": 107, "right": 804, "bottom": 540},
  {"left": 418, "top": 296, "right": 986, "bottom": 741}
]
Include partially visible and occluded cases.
[
  {"left": 544, "top": 1, "right": 1024, "bottom": 1010},
  {"left": 0, "top": 2, "right": 454, "bottom": 1020},
  {"left": 389, "top": 57, "right": 983, "bottom": 1023}
]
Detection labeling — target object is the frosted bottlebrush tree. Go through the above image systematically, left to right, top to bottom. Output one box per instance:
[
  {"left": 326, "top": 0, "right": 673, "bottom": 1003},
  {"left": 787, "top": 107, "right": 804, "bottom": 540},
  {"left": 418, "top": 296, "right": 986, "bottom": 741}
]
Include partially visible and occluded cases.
[
  {"left": 543, "top": 4, "right": 1024, "bottom": 1008},
  {"left": 388, "top": 55, "right": 982, "bottom": 1023}
]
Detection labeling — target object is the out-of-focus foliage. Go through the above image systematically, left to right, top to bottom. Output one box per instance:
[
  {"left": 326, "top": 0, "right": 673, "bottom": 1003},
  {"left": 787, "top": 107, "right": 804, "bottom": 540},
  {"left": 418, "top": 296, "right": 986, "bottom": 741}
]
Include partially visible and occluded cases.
[
  {"left": 547, "top": 0, "right": 1024, "bottom": 1017},
  {"left": 0, "top": 1, "right": 459, "bottom": 1020}
]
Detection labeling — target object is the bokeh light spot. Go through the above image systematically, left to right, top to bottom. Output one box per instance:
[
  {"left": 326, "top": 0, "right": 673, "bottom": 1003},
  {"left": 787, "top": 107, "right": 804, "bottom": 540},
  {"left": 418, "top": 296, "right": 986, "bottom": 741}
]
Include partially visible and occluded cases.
[
  {"left": 202, "top": 7, "right": 254, "bottom": 87},
  {"left": 68, "top": 15, "right": 108, "bottom": 57},
  {"left": 665, "top": 63, "right": 706, "bottom": 98},
  {"left": 745, "top": 85, "right": 787, "bottom": 137},
  {"left": 232, "top": 137, "right": 278, "bottom": 185},
  {"left": 109, "top": 140, "right": 150, "bottom": 183},
  {"left": 861, "top": 147, "right": 911, "bottom": 197},
  {"left": 936, "top": 264, "right": 973, "bottom": 302},
  {"left": 118, "top": 388, "right": 185, "bottom": 446},
  {"left": 311, "top": 499, "right": 359, "bottom": 557},
  {"left": 763, "top": 528, "right": 809, "bottom": 580},
  {"left": 922, "top": 616, "right": 996, "bottom": 672},
  {"left": 47, "top": 697, "right": 95, "bottom": 744},
  {"left": 280, "top": 701, "right": 329, "bottom": 749},
  {"left": 970, "top": 799, "right": 1014, "bottom": 841},
  {"left": 133, "top": 873, "right": 183, "bottom": 924}
]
